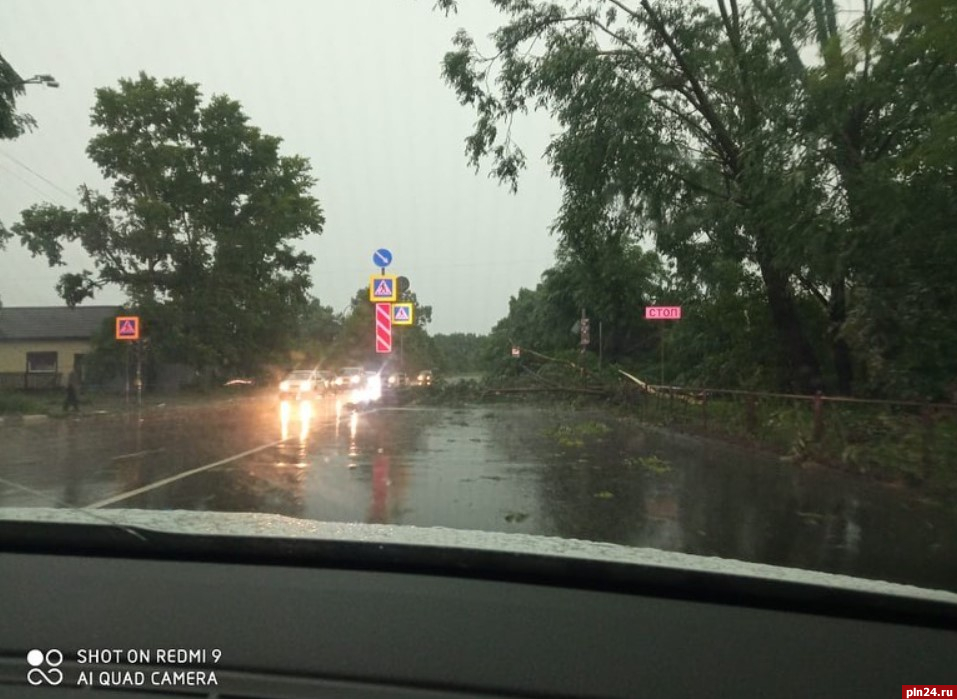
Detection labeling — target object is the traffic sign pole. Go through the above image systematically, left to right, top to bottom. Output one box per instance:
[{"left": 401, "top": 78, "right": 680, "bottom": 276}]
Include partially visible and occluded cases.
[
  {"left": 375, "top": 303, "right": 393, "bottom": 353},
  {"left": 644, "top": 306, "right": 683, "bottom": 386},
  {"left": 660, "top": 329, "right": 664, "bottom": 386},
  {"left": 136, "top": 340, "right": 142, "bottom": 407}
]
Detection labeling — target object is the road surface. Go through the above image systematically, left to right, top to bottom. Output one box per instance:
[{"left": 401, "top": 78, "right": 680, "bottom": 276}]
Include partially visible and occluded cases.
[{"left": 1, "top": 392, "right": 955, "bottom": 592}]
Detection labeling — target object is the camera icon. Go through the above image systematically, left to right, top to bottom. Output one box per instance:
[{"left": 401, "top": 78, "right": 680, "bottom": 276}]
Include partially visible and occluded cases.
[{"left": 27, "top": 649, "right": 64, "bottom": 686}]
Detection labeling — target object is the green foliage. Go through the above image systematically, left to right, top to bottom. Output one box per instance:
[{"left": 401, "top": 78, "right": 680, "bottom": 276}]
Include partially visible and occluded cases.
[
  {"left": 439, "top": 0, "right": 957, "bottom": 399},
  {"left": 0, "top": 52, "right": 37, "bottom": 140},
  {"left": 12, "top": 73, "right": 325, "bottom": 374},
  {"left": 292, "top": 297, "right": 341, "bottom": 365},
  {"left": 432, "top": 332, "right": 487, "bottom": 373},
  {"left": 0, "top": 391, "right": 46, "bottom": 415},
  {"left": 544, "top": 420, "right": 612, "bottom": 448}
]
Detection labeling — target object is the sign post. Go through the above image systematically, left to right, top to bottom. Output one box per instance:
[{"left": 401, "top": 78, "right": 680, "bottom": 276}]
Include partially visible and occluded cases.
[
  {"left": 370, "top": 250, "right": 405, "bottom": 356},
  {"left": 375, "top": 303, "right": 392, "bottom": 353},
  {"left": 644, "top": 306, "right": 682, "bottom": 386},
  {"left": 579, "top": 309, "right": 590, "bottom": 354},
  {"left": 115, "top": 316, "right": 141, "bottom": 406}
]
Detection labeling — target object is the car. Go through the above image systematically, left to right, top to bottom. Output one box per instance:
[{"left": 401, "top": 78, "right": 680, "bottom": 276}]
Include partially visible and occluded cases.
[
  {"left": 333, "top": 366, "right": 365, "bottom": 391},
  {"left": 278, "top": 369, "right": 322, "bottom": 400},
  {"left": 415, "top": 369, "right": 433, "bottom": 386},
  {"left": 387, "top": 372, "right": 409, "bottom": 388}
]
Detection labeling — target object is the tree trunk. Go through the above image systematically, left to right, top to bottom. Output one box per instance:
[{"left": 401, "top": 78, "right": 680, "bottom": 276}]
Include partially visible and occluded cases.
[
  {"left": 757, "top": 253, "right": 823, "bottom": 394},
  {"left": 829, "top": 279, "right": 853, "bottom": 395}
]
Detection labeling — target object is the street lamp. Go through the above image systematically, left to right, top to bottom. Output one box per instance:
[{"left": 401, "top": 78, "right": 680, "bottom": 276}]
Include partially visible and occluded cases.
[{"left": 18, "top": 74, "right": 59, "bottom": 88}]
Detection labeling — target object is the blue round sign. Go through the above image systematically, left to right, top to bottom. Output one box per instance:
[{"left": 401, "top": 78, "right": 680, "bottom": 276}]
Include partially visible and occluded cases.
[{"left": 373, "top": 248, "right": 393, "bottom": 268}]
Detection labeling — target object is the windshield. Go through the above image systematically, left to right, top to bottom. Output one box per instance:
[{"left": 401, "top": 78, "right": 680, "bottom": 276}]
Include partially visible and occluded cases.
[{"left": 1, "top": 0, "right": 956, "bottom": 598}]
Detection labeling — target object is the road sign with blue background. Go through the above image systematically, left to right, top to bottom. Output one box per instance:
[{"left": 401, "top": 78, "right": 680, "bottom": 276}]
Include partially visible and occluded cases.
[
  {"left": 373, "top": 248, "right": 393, "bottom": 268},
  {"left": 369, "top": 275, "right": 397, "bottom": 302},
  {"left": 392, "top": 303, "right": 414, "bottom": 325}
]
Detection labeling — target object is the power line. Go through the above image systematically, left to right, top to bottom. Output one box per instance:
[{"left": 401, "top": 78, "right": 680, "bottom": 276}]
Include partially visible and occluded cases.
[
  {"left": 0, "top": 149, "right": 78, "bottom": 203},
  {"left": 0, "top": 160, "right": 66, "bottom": 204}
]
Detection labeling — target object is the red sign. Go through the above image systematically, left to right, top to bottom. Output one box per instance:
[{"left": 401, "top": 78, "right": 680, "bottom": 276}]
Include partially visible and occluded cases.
[
  {"left": 375, "top": 303, "right": 392, "bottom": 353},
  {"left": 644, "top": 306, "right": 682, "bottom": 320},
  {"left": 115, "top": 316, "right": 140, "bottom": 340}
]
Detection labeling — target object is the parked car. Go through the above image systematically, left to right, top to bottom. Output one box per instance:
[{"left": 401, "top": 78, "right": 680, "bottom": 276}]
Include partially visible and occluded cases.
[
  {"left": 333, "top": 367, "right": 366, "bottom": 391},
  {"left": 279, "top": 369, "right": 322, "bottom": 400},
  {"left": 415, "top": 370, "right": 433, "bottom": 386},
  {"left": 387, "top": 372, "right": 409, "bottom": 388}
]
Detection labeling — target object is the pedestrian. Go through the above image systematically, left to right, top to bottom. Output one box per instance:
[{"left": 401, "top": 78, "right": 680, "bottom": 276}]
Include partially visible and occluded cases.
[{"left": 63, "top": 372, "right": 80, "bottom": 413}]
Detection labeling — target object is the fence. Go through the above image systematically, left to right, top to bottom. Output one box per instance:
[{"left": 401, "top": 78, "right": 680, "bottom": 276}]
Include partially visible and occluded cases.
[
  {"left": 0, "top": 372, "right": 63, "bottom": 390},
  {"left": 635, "top": 384, "right": 957, "bottom": 484}
]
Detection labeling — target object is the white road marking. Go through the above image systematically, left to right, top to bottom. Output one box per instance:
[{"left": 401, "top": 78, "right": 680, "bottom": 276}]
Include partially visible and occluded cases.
[
  {"left": 85, "top": 439, "right": 286, "bottom": 509},
  {"left": 110, "top": 448, "right": 165, "bottom": 462}
]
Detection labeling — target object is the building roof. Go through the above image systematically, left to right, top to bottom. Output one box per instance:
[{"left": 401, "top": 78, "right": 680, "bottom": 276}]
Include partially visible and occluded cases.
[{"left": 0, "top": 306, "right": 120, "bottom": 341}]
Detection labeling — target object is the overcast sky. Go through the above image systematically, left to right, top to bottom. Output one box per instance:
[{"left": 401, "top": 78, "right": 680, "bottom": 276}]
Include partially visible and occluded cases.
[{"left": 0, "top": 0, "right": 562, "bottom": 334}]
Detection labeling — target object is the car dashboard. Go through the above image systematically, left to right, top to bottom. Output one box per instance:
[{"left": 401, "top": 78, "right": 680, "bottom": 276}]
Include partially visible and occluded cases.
[{"left": 1, "top": 512, "right": 955, "bottom": 699}]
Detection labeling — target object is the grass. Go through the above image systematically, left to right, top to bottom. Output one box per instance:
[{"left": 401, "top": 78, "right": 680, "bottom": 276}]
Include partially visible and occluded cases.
[
  {"left": 0, "top": 385, "right": 268, "bottom": 418},
  {"left": 0, "top": 391, "right": 48, "bottom": 415},
  {"left": 635, "top": 391, "right": 957, "bottom": 490},
  {"left": 543, "top": 420, "right": 612, "bottom": 448}
]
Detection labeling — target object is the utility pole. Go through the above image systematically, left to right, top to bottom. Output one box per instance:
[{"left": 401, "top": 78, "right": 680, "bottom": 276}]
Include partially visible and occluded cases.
[{"left": 598, "top": 322, "right": 603, "bottom": 370}]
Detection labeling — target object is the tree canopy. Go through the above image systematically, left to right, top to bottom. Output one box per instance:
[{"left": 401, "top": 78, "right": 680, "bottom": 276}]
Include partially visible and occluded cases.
[
  {"left": 438, "top": 0, "right": 957, "bottom": 398},
  {"left": 0, "top": 51, "right": 36, "bottom": 141},
  {"left": 12, "top": 73, "right": 325, "bottom": 374}
]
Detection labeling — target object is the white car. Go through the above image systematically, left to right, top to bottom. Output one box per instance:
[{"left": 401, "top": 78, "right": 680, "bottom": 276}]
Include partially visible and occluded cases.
[
  {"left": 333, "top": 367, "right": 365, "bottom": 391},
  {"left": 279, "top": 369, "right": 322, "bottom": 400}
]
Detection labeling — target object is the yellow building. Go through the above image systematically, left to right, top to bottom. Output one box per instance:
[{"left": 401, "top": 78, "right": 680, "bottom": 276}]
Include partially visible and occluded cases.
[{"left": 0, "top": 306, "right": 119, "bottom": 390}]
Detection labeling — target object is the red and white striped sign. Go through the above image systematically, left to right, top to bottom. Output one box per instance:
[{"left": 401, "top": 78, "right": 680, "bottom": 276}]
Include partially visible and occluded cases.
[
  {"left": 375, "top": 303, "right": 392, "bottom": 353},
  {"left": 644, "top": 306, "right": 682, "bottom": 320}
]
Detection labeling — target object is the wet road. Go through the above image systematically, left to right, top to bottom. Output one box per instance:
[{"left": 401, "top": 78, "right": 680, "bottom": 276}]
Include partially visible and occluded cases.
[{"left": 1, "top": 394, "right": 956, "bottom": 592}]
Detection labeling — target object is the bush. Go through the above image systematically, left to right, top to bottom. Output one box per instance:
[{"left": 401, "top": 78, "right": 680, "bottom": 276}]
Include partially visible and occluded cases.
[{"left": 0, "top": 391, "right": 47, "bottom": 415}]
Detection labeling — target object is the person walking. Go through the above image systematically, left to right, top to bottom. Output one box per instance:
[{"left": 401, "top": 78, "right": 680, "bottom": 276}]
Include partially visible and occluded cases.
[{"left": 63, "top": 371, "right": 80, "bottom": 413}]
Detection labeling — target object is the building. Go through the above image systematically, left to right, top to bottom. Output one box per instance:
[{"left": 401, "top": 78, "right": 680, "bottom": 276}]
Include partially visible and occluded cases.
[{"left": 0, "top": 305, "right": 119, "bottom": 390}]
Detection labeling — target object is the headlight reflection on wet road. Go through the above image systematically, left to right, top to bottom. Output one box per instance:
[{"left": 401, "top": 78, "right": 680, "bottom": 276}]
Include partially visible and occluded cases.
[
  {"left": 279, "top": 399, "right": 312, "bottom": 444},
  {"left": 348, "top": 410, "right": 359, "bottom": 460}
]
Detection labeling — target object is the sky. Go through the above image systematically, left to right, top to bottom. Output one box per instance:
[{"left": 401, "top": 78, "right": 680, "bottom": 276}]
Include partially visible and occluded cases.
[{"left": 0, "top": 0, "right": 563, "bottom": 335}]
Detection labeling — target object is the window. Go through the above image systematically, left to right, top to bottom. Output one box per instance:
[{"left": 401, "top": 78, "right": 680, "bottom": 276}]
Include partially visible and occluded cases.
[{"left": 26, "top": 352, "right": 58, "bottom": 373}]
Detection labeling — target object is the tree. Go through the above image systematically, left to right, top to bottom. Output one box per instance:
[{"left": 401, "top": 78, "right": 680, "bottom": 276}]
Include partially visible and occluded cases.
[
  {"left": 437, "top": 0, "right": 957, "bottom": 397},
  {"left": 0, "top": 51, "right": 37, "bottom": 141},
  {"left": 1, "top": 51, "right": 40, "bottom": 299},
  {"left": 12, "top": 73, "right": 325, "bottom": 374},
  {"left": 292, "top": 296, "right": 341, "bottom": 365},
  {"left": 432, "top": 332, "right": 488, "bottom": 373}
]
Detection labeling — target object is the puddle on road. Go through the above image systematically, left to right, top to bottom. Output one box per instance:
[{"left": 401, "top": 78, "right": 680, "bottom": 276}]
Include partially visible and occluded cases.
[{"left": 105, "top": 401, "right": 957, "bottom": 592}]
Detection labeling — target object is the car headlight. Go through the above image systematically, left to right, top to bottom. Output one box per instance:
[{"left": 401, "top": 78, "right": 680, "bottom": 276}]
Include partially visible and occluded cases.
[
  {"left": 351, "top": 376, "right": 360, "bottom": 384},
  {"left": 280, "top": 381, "right": 289, "bottom": 391}
]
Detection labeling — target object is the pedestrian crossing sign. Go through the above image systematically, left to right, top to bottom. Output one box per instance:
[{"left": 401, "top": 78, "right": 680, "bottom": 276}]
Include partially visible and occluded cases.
[
  {"left": 369, "top": 275, "right": 397, "bottom": 302},
  {"left": 392, "top": 303, "right": 413, "bottom": 325},
  {"left": 115, "top": 316, "right": 140, "bottom": 340}
]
